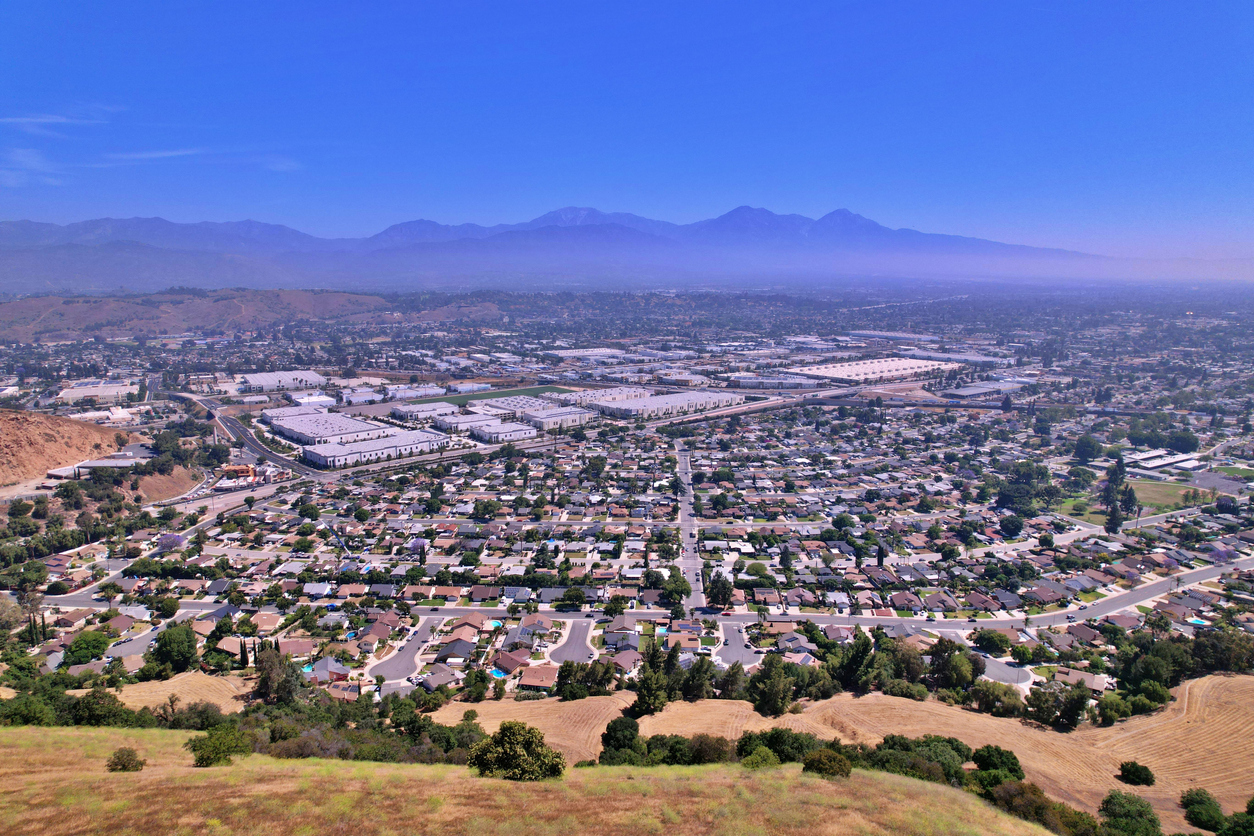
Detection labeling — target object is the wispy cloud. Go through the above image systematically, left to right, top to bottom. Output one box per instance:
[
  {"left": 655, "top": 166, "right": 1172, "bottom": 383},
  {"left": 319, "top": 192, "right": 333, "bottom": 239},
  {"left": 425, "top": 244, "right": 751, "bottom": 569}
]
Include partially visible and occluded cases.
[
  {"left": 0, "top": 112, "right": 108, "bottom": 138},
  {"left": 103, "top": 147, "right": 210, "bottom": 161},
  {"left": 0, "top": 148, "right": 62, "bottom": 187}
]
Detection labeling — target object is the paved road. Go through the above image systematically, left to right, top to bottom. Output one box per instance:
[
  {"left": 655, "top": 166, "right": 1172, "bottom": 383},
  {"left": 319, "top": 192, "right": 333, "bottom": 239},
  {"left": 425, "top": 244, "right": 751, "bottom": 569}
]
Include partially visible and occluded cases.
[
  {"left": 674, "top": 440, "right": 705, "bottom": 611},
  {"left": 368, "top": 616, "right": 441, "bottom": 681},
  {"left": 550, "top": 618, "right": 597, "bottom": 663},
  {"left": 714, "top": 621, "right": 760, "bottom": 668}
]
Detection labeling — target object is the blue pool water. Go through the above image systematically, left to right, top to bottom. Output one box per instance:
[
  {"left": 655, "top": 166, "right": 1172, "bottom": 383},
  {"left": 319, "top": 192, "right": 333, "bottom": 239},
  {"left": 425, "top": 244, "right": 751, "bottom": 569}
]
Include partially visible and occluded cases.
[
  {"left": 489, "top": 620, "right": 503, "bottom": 628},
  {"left": 656, "top": 626, "right": 668, "bottom": 635},
  {"left": 301, "top": 663, "right": 314, "bottom": 672},
  {"left": 490, "top": 669, "right": 507, "bottom": 678}
]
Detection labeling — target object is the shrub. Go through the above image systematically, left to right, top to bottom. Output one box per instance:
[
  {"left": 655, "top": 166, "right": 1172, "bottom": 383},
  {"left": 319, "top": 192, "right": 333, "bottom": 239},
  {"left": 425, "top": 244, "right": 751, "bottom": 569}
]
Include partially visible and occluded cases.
[
  {"left": 882, "top": 679, "right": 928, "bottom": 700},
  {"left": 467, "top": 721, "right": 564, "bottom": 781},
  {"left": 185, "top": 725, "right": 252, "bottom": 767},
  {"left": 688, "top": 734, "right": 735, "bottom": 764},
  {"left": 973, "top": 744, "right": 1025, "bottom": 780},
  {"left": 740, "top": 745, "right": 781, "bottom": 770},
  {"left": 106, "top": 747, "right": 145, "bottom": 772},
  {"left": 802, "top": 749, "right": 851, "bottom": 779},
  {"left": 1118, "top": 761, "right": 1156, "bottom": 786},
  {"left": 1180, "top": 788, "right": 1226, "bottom": 832},
  {"left": 1099, "top": 790, "right": 1161, "bottom": 836}
]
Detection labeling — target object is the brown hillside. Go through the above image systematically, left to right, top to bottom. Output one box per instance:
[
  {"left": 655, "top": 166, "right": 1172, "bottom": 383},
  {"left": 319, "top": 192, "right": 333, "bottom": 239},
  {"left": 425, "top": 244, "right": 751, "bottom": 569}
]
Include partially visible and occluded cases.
[
  {"left": 0, "top": 410, "right": 129, "bottom": 486},
  {"left": 636, "top": 674, "right": 1254, "bottom": 833},
  {"left": 0, "top": 726, "right": 1050, "bottom": 836}
]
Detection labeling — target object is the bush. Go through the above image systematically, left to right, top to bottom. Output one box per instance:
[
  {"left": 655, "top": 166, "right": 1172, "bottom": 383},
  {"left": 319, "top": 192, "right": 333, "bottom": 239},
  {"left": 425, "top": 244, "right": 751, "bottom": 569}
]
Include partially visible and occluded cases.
[
  {"left": 882, "top": 679, "right": 928, "bottom": 701},
  {"left": 467, "top": 721, "right": 564, "bottom": 781},
  {"left": 185, "top": 724, "right": 253, "bottom": 767},
  {"left": 973, "top": 744, "right": 1025, "bottom": 780},
  {"left": 741, "top": 745, "right": 781, "bottom": 770},
  {"left": 106, "top": 747, "right": 146, "bottom": 772},
  {"left": 802, "top": 748, "right": 852, "bottom": 779},
  {"left": 1118, "top": 761, "right": 1156, "bottom": 786},
  {"left": 1180, "top": 788, "right": 1226, "bottom": 832},
  {"left": 1099, "top": 790, "right": 1161, "bottom": 836}
]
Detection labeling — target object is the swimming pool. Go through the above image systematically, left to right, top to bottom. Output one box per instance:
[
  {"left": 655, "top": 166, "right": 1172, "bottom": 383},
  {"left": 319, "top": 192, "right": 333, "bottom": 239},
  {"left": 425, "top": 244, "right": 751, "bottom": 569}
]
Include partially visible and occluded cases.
[
  {"left": 489, "top": 620, "right": 503, "bottom": 629},
  {"left": 655, "top": 626, "right": 668, "bottom": 635},
  {"left": 489, "top": 669, "right": 507, "bottom": 679}
]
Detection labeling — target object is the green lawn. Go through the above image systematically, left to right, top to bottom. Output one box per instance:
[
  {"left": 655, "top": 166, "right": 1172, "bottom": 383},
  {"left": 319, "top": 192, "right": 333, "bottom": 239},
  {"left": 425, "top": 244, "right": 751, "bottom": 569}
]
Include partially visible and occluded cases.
[
  {"left": 1216, "top": 466, "right": 1254, "bottom": 479},
  {"left": 1127, "top": 479, "right": 1198, "bottom": 510},
  {"left": 1059, "top": 498, "right": 1107, "bottom": 525},
  {"left": 1078, "top": 590, "right": 1107, "bottom": 602}
]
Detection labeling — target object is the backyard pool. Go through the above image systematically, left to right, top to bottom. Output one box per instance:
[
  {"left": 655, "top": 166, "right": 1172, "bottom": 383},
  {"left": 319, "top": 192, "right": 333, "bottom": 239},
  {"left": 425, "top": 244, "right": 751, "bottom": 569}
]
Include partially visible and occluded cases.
[
  {"left": 489, "top": 620, "right": 503, "bottom": 629},
  {"left": 489, "top": 669, "right": 507, "bottom": 678}
]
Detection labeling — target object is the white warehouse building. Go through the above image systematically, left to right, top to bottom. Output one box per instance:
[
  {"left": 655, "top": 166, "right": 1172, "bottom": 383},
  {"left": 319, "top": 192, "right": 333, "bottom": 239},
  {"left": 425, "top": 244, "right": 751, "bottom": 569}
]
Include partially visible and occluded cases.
[
  {"left": 238, "top": 370, "right": 328, "bottom": 392},
  {"left": 594, "top": 391, "right": 744, "bottom": 419},
  {"left": 390, "top": 402, "right": 460, "bottom": 422},
  {"left": 523, "top": 406, "right": 596, "bottom": 431},
  {"left": 269, "top": 413, "right": 397, "bottom": 445},
  {"left": 434, "top": 413, "right": 502, "bottom": 433},
  {"left": 471, "top": 422, "right": 538, "bottom": 443},
  {"left": 302, "top": 429, "right": 450, "bottom": 468}
]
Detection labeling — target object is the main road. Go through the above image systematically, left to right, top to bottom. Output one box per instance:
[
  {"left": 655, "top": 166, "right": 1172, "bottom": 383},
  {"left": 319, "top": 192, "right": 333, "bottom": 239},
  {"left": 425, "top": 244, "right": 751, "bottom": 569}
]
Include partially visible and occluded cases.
[{"left": 673, "top": 440, "right": 706, "bottom": 611}]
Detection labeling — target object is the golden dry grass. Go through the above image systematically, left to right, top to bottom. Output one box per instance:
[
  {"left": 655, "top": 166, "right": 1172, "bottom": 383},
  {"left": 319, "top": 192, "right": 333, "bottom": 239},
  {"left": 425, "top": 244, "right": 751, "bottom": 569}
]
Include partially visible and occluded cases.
[
  {"left": 136, "top": 466, "right": 202, "bottom": 502},
  {"left": 66, "top": 672, "right": 252, "bottom": 714},
  {"left": 639, "top": 674, "right": 1254, "bottom": 831},
  {"left": 430, "top": 693, "right": 634, "bottom": 762},
  {"left": 0, "top": 726, "right": 1049, "bottom": 836}
]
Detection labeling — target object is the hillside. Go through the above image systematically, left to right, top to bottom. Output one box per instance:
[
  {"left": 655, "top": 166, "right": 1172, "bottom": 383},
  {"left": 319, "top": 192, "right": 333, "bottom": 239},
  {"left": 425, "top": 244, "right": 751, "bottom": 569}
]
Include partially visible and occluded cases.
[
  {"left": 0, "top": 410, "right": 129, "bottom": 487},
  {"left": 430, "top": 675, "right": 1253, "bottom": 833},
  {"left": 0, "top": 726, "right": 1049, "bottom": 836}
]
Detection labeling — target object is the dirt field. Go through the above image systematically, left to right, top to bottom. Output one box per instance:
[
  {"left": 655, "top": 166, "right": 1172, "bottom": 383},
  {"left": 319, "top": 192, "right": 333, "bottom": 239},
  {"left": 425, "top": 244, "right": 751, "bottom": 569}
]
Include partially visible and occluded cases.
[
  {"left": 0, "top": 410, "right": 133, "bottom": 487},
  {"left": 135, "top": 466, "right": 201, "bottom": 502},
  {"left": 67, "top": 671, "right": 252, "bottom": 714},
  {"left": 640, "top": 674, "right": 1254, "bottom": 831},
  {"left": 431, "top": 693, "right": 633, "bottom": 762},
  {"left": 0, "top": 725, "right": 1048, "bottom": 836}
]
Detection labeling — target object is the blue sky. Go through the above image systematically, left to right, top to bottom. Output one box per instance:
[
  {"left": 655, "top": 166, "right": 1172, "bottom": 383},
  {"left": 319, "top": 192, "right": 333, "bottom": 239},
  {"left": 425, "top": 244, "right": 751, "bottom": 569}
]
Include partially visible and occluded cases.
[{"left": 1, "top": 2, "right": 1251, "bottom": 258}]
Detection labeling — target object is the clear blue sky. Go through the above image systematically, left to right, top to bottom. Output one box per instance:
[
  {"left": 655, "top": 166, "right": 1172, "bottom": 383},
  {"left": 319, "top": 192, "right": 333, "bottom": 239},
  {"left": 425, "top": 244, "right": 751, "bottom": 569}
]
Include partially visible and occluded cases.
[{"left": 2, "top": 2, "right": 1251, "bottom": 258}]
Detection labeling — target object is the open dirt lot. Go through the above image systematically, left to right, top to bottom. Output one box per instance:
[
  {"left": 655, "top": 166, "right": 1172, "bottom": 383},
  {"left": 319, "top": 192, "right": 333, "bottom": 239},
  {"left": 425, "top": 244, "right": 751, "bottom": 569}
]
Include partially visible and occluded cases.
[{"left": 0, "top": 726, "right": 1048, "bottom": 836}]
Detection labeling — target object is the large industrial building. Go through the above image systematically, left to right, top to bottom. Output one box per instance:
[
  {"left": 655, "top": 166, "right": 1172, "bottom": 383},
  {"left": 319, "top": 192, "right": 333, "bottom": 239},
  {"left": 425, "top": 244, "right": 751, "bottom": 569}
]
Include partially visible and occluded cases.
[
  {"left": 787, "top": 357, "right": 962, "bottom": 384},
  {"left": 238, "top": 370, "right": 328, "bottom": 392},
  {"left": 55, "top": 379, "right": 140, "bottom": 404},
  {"left": 549, "top": 386, "right": 652, "bottom": 406},
  {"left": 593, "top": 391, "right": 744, "bottom": 419},
  {"left": 472, "top": 395, "right": 555, "bottom": 417},
  {"left": 390, "top": 402, "right": 459, "bottom": 422},
  {"left": 260, "top": 404, "right": 327, "bottom": 423},
  {"left": 522, "top": 405, "right": 596, "bottom": 431},
  {"left": 269, "top": 413, "right": 396, "bottom": 445},
  {"left": 434, "top": 413, "right": 502, "bottom": 433},
  {"left": 471, "top": 422, "right": 538, "bottom": 443},
  {"left": 302, "top": 429, "right": 449, "bottom": 468}
]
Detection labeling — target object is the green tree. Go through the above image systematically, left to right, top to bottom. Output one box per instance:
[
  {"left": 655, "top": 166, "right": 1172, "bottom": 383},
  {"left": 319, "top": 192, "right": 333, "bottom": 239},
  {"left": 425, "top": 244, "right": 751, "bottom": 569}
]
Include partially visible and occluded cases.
[
  {"left": 1074, "top": 435, "right": 1102, "bottom": 464},
  {"left": 297, "top": 503, "right": 321, "bottom": 520},
  {"left": 153, "top": 624, "right": 199, "bottom": 672},
  {"left": 63, "top": 630, "right": 111, "bottom": 666},
  {"left": 254, "top": 648, "right": 304, "bottom": 705},
  {"left": 746, "top": 653, "right": 795, "bottom": 716},
  {"left": 631, "top": 667, "right": 670, "bottom": 715},
  {"left": 467, "top": 721, "right": 565, "bottom": 780},
  {"left": 185, "top": 724, "right": 252, "bottom": 767},
  {"left": 1180, "top": 788, "right": 1226, "bottom": 832},
  {"left": 1099, "top": 790, "right": 1162, "bottom": 836}
]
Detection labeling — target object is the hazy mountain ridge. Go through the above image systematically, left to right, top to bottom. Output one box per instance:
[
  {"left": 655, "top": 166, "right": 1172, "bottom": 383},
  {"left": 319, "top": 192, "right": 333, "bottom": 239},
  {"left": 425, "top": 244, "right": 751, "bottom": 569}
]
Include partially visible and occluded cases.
[{"left": 0, "top": 206, "right": 1245, "bottom": 293}]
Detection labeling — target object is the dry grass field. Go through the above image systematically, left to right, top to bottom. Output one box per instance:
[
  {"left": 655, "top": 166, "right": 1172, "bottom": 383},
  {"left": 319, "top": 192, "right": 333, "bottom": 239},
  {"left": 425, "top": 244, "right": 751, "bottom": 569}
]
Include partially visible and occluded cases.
[
  {"left": 0, "top": 410, "right": 132, "bottom": 487},
  {"left": 135, "top": 466, "right": 202, "bottom": 503},
  {"left": 66, "top": 672, "right": 252, "bottom": 714},
  {"left": 639, "top": 674, "right": 1254, "bottom": 832},
  {"left": 430, "top": 693, "right": 633, "bottom": 762},
  {"left": 0, "top": 725, "right": 1049, "bottom": 836}
]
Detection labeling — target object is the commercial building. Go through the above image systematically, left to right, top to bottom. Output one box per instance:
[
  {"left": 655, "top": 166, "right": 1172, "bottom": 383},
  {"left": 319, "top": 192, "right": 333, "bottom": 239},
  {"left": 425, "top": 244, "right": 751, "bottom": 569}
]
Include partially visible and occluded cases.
[
  {"left": 848, "top": 330, "right": 938, "bottom": 342},
  {"left": 542, "top": 348, "right": 626, "bottom": 360},
  {"left": 904, "top": 349, "right": 1013, "bottom": 367},
  {"left": 787, "top": 357, "right": 961, "bottom": 384},
  {"left": 238, "top": 370, "right": 328, "bottom": 392},
  {"left": 727, "top": 374, "right": 819, "bottom": 389},
  {"left": 55, "top": 379, "right": 140, "bottom": 404},
  {"left": 448, "top": 382, "right": 492, "bottom": 394},
  {"left": 386, "top": 385, "right": 445, "bottom": 399},
  {"left": 548, "top": 386, "right": 652, "bottom": 406},
  {"left": 593, "top": 391, "right": 744, "bottom": 419},
  {"left": 472, "top": 395, "right": 555, "bottom": 417},
  {"left": 390, "top": 402, "right": 459, "bottom": 422},
  {"left": 261, "top": 404, "right": 327, "bottom": 423},
  {"left": 522, "top": 405, "right": 596, "bottom": 431},
  {"left": 269, "top": 413, "right": 396, "bottom": 445},
  {"left": 434, "top": 413, "right": 502, "bottom": 433},
  {"left": 471, "top": 422, "right": 538, "bottom": 443},
  {"left": 302, "top": 429, "right": 450, "bottom": 468}
]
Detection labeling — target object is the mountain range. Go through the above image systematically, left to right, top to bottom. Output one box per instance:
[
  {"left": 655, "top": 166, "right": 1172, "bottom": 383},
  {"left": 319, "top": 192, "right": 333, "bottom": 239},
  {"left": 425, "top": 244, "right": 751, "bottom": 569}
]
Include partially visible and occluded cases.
[{"left": 0, "top": 206, "right": 1245, "bottom": 294}]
